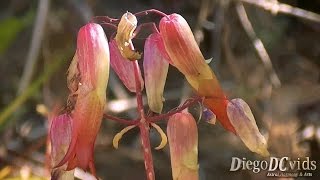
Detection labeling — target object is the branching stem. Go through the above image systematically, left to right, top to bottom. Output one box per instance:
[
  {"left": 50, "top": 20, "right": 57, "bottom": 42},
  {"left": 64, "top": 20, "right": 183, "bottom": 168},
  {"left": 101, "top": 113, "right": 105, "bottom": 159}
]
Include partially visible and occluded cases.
[
  {"left": 135, "top": 9, "right": 168, "bottom": 18},
  {"left": 131, "top": 43, "right": 155, "bottom": 180},
  {"left": 150, "top": 97, "right": 202, "bottom": 122},
  {"left": 103, "top": 114, "right": 138, "bottom": 125}
]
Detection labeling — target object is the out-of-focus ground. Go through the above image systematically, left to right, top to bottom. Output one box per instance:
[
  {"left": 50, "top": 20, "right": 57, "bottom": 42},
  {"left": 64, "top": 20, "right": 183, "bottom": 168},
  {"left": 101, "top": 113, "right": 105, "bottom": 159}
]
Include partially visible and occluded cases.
[{"left": 0, "top": 0, "right": 319, "bottom": 179}]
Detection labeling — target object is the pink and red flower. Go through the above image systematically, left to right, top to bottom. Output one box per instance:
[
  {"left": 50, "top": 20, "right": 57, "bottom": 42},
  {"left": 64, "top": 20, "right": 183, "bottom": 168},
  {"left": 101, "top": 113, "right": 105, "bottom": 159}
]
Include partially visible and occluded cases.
[{"left": 51, "top": 23, "right": 110, "bottom": 174}]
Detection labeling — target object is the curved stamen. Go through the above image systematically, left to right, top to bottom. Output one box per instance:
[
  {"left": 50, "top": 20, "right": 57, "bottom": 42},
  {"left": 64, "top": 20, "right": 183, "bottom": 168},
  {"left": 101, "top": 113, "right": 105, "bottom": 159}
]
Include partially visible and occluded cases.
[
  {"left": 150, "top": 123, "right": 167, "bottom": 150},
  {"left": 112, "top": 125, "right": 137, "bottom": 149}
]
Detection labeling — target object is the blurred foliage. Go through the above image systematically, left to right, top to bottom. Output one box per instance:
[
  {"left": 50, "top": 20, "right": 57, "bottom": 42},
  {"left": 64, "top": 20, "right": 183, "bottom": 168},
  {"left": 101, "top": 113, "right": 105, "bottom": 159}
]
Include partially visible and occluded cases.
[
  {"left": 0, "top": 10, "right": 34, "bottom": 55},
  {"left": 0, "top": 49, "right": 68, "bottom": 130}
]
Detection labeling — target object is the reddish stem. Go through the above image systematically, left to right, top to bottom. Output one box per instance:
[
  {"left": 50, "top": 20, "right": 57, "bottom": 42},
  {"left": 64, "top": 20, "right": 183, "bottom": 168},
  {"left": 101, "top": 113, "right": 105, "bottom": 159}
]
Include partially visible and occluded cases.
[
  {"left": 134, "top": 9, "right": 168, "bottom": 18},
  {"left": 91, "top": 16, "right": 119, "bottom": 24},
  {"left": 99, "top": 22, "right": 118, "bottom": 30},
  {"left": 134, "top": 22, "right": 159, "bottom": 38},
  {"left": 132, "top": 52, "right": 155, "bottom": 179},
  {"left": 132, "top": 61, "right": 144, "bottom": 112},
  {"left": 149, "top": 97, "right": 202, "bottom": 122},
  {"left": 103, "top": 114, "right": 139, "bottom": 125},
  {"left": 138, "top": 117, "right": 155, "bottom": 180}
]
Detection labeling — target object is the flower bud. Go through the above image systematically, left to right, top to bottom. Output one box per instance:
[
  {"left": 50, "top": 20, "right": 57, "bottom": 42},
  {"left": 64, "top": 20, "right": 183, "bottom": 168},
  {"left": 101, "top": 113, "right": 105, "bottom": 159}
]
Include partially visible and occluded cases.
[
  {"left": 144, "top": 33, "right": 169, "bottom": 113},
  {"left": 227, "top": 98, "right": 269, "bottom": 157},
  {"left": 167, "top": 112, "right": 199, "bottom": 180}
]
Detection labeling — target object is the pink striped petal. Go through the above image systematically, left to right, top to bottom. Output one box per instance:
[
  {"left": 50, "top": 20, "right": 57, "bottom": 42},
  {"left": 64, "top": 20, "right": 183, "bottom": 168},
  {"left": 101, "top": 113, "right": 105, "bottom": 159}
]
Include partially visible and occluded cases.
[{"left": 143, "top": 33, "right": 169, "bottom": 113}]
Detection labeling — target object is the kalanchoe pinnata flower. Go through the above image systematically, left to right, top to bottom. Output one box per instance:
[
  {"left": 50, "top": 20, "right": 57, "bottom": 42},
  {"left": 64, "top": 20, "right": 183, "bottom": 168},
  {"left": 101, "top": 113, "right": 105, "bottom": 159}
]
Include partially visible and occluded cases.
[
  {"left": 115, "top": 12, "right": 141, "bottom": 60},
  {"left": 159, "top": 13, "right": 235, "bottom": 133},
  {"left": 159, "top": 13, "right": 269, "bottom": 156},
  {"left": 54, "top": 23, "right": 110, "bottom": 172},
  {"left": 144, "top": 33, "right": 169, "bottom": 113},
  {"left": 109, "top": 39, "right": 144, "bottom": 92},
  {"left": 227, "top": 99, "right": 269, "bottom": 156},
  {"left": 167, "top": 112, "right": 199, "bottom": 180},
  {"left": 50, "top": 114, "right": 74, "bottom": 179}
]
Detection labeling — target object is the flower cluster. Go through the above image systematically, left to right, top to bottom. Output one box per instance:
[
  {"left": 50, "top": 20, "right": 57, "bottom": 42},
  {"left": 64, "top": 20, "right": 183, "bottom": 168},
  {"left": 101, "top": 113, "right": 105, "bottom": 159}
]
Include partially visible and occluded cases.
[{"left": 50, "top": 10, "right": 269, "bottom": 180}]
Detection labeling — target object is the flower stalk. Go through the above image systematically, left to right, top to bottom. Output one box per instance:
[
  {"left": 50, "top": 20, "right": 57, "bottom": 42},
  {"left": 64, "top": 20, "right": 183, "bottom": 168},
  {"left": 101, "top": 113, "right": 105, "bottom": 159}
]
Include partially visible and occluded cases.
[
  {"left": 131, "top": 42, "right": 155, "bottom": 179},
  {"left": 134, "top": 63, "right": 156, "bottom": 180}
]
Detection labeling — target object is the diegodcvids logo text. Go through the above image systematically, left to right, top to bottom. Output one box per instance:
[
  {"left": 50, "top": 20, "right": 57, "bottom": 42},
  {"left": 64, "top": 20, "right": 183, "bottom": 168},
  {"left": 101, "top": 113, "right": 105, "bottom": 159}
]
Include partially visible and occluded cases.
[{"left": 230, "top": 157, "right": 317, "bottom": 177}]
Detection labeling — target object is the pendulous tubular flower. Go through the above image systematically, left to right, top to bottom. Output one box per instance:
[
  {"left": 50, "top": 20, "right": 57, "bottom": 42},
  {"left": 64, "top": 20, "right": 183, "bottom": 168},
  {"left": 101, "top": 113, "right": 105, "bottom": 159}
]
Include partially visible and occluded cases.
[
  {"left": 115, "top": 12, "right": 141, "bottom": 60},
  {"left": 159, "top": 13, "right": 235, "bottom": 133},
  {"left": 159, "top": 13, "right": 269, "bottom": 156},
  {"left": 52, "top": 23, "right": 110, "bottom": 173},
  {"left": 144, "top": 33, "right": 169, "bottom": 113},
  {"left": 109, "top": 39, "right": 144, "bottom": 92},
  {"left": 227, "top": 99, "right": 269, "bottom": 157},
  {"left": 167, "top": 112, "right": 199, "bottom": 180}
]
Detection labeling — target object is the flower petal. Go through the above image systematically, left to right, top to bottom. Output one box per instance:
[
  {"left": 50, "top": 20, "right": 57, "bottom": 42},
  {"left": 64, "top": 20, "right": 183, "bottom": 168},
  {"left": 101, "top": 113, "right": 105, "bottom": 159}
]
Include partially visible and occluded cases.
[
  {"left": 115, "top": 12, "right": 141, "bottom": 60},
  {"left": 159, "top": 14, "right": 208, "bottom": 77},
  {"left": 76, "top": 23, "right": 110, "bottom": 90},
  {"left": 144, "top": 33, "right": 169, "bottom": 113},
  {"left": 153, "top": 33, "right": 173, "bottom": 65},
  {"left": 109, "top": 39, "right": 144, "bottom": 92},
  {"left": 227, "top": 98, "right": 270, "bottom": 157},
  {"left": 202, "top": 108, "right": 216, "bottom": 125},
  {"left": 167, "top": 112, "right": 199, "bottom": 180},
  {"left": 50, "top": 113, "right": 72, "bottom": 167}
]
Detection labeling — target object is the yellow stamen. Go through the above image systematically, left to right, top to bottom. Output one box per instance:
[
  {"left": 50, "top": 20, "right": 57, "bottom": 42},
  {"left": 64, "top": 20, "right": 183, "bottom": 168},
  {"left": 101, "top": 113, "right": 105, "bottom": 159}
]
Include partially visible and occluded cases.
[
  {"left": 150, "top": 123, "right": 167, "bottom": 150},
  {"left": 112, "top": 125, "right": 137, "bottom": 149}
]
